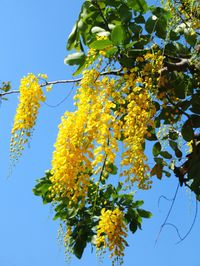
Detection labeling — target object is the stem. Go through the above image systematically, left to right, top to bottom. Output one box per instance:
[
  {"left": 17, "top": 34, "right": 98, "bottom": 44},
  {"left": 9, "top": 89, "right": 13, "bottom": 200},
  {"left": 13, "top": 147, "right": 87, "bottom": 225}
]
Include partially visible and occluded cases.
[
  {"left": 0, "top": 68, "right": 123, "bottom": 97},
  {"left": 155, "top": 183, "right": 179, "bottom": 246}
]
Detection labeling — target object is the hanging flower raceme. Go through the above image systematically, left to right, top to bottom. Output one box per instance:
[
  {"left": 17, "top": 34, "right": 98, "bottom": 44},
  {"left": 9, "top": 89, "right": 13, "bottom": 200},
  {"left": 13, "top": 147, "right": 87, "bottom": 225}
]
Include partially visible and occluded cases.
[
  {"left": 119, "top": 52, "right": 163, "bottom": 189},
  {"left": 50, "top": 69, "right": 119, "bottom": 204},
  {"left": 50, "top": 70, "right": 97, "bottom": 204},
  {"left": 10, "top": 73, "right": 45, "bottom": 164},
  {"left": 121, "top": 85, "right": 156, "bottom": 189},
  {"left": 96, "top": 208, "right": 128, "bottom": 264}
]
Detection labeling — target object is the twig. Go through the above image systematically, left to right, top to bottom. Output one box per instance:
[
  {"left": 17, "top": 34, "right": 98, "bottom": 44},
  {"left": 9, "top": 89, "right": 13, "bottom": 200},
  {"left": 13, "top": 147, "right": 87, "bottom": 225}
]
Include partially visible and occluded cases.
[
  {"left": 92, "top": 1, "right": 110, "bottom": 32},
  {"left": 160, "top": 57, "right": 191, "bottom": 74},
  {"left": 0, "top": 90, "right": 20, "bottom": 96},
  {"left": 165, "top": 93, "right": 191, "bottom": 120},
  {"left": 155, "top": 183, "right": 180, "bottom": 246},
  {"left": 158, "top": 195, "right": 173, "bottom": 210},
  {"left": 176, "top": 198, "right": 198, "bottom": 244},
  {"left": 164, "top": 223, "right": 183, "bottom": 241}
]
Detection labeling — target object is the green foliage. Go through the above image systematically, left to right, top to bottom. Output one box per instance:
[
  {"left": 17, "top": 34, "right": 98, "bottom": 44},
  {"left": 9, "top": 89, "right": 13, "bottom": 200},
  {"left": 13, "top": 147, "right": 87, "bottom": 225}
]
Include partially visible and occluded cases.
[
  {"left": 64, "top": 52, "right": 86, "bottom": 66},
  {"left": 0, "top": 81, "right": 11, "bottom": 100},
  {"left": 32, "top": 170, "right": 52, "bottom": 204},
  {"left": 33, "top": 172, "right": 152, "bottom": 259}
]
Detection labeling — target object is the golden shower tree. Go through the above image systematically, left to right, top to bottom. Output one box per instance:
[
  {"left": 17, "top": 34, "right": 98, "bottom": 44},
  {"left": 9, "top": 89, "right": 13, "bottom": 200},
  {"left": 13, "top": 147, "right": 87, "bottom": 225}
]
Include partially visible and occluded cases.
[{"left": 1, "top": 0, "right": 199, "bottom": 264}]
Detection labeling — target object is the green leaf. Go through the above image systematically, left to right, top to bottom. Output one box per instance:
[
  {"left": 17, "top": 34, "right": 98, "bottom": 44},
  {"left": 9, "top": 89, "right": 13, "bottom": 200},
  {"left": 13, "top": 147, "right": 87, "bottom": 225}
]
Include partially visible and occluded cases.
[
  {"left": 127, "top": 0, "right": 148, "bottom": 13},
  {"left": 119, "top": 4, "right": 132, "bottom": 22},
  {"left": 152, "top": 7, "right": 172, "bottom": 19},
  {"left": 135, "top": 15, "right": 145, "bottom": 24},
  {"left": 145, "top": 16, "right": 157, "bottom": 34},
  {"left": 155, "top": 17, "right": 167, "bottom": 39},
  {"left": 67, "top": 23, "right": 78, "bottom": 50},
  {"left": 129, "top": 23, "right": 143, "bottom": 36},
  {"left": 111, "top": 25, "right": 126, "bottom": 45},
  {"left": 184, "top": 29, "right": 197, "bottom": 47},
  {"left": 169, "top": 30, "right": 180, "bottom": 41},
  {"left": 89, "top": 39, "right": 113, "bottom": 50},
  {"left": 105, "top": 46, "right": 118, "bottom": 56},
  {"left": 64, "top": 52, "right": 85, "bottom": 66},
  {"left": 191, "top": 94, "right": 200, "bottom": 114},
  {"left": 191, "top": 115, "right": 200, "bottom": 128},
  {"left": 181, "top": 120, "right": 194, "bottom": 141},
  {"left": 169, "top": 131, "right": 179, "bottom": 140},
  {"left": 169, "top": 140, "right": 182, "bottom": 158},
  {"left": 153, "top": 142, "right": 161, "bottom": 156},
  {"left": 160, "top": 151, "right": 172, "bottom": 159},
  {"left": 188, "top": 153, "right": 200, "bottom": 196},
  {"left": 106, "top": 163, "right": 118, "bottom": 175},
  {"left": 150, "top": 163, "right": 163, "bottom": 179},
  {"left": 163, "top": 170, "right": 171, "bottom": 177},
  {"left": 32, "top": 171, "right": 53, "bottom": 204},
  {"left": 132, "top": 200, "right": 144, "bottom": 208},
  {"left": 137, "top": 209, "right": 152, "bottom": 218},
  {"left": 129, "top": 221, "right": 137, "bottom": 234},
  {"left": 73, "top": 240, "right": 86, "bottom": 259}
]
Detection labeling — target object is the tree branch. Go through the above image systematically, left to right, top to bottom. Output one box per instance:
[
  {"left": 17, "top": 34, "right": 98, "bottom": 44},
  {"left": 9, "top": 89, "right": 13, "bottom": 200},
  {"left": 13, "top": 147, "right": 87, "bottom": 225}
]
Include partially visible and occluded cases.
[
  {"left": 160, "top": 57, "right": 191, "bottom": 74},
  {"left": 0, "top": 68, "right": 123, "bottom": 97},
  {"left": 0, "top": 90, "right": 20, "bottom": 96}
]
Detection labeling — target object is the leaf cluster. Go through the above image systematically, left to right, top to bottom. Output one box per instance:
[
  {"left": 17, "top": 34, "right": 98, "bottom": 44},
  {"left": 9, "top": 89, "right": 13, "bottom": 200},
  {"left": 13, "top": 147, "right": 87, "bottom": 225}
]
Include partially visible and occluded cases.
[{"left": 33, "top": 171, "right": 152, "bottom": 259}]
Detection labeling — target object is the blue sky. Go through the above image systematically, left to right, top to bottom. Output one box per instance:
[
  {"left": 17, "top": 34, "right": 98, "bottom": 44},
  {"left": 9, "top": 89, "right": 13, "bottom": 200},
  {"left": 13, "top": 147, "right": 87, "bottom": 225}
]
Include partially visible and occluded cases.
[{"left": 0, "top": 1, "right": 199, "bottom": 266}]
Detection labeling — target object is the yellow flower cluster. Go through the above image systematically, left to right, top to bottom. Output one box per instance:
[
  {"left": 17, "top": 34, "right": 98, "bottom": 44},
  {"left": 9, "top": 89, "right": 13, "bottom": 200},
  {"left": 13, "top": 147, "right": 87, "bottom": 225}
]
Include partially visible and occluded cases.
[
  {"left": 50, "top": 51, "right": 163, "bottom": 199},
  {"left": 115, "top": 53, "right": 163, "bottom": 189},
  {"left": 50, "top": 69, "right": 118, "bottom": 203},
  {"left": 10, "top": 73, "right": 45, "bottom": 163},
  {"left": 121, "top": 87, "right": 155, "bottom": 189},
  {"left": 96, "top": 208, "right": 128, "bottom": 262}
]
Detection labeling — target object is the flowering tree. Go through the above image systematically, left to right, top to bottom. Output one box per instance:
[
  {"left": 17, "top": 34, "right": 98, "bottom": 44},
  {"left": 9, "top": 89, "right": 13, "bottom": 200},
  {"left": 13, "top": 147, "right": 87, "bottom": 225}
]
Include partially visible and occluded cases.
[{"left": 1, "top": 0, "right": 199, "bottom": 265}]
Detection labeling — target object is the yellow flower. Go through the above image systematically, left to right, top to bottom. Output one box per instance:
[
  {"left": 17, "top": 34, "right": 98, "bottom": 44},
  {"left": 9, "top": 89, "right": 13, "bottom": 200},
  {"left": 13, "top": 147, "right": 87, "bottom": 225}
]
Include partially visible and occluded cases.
[
  {"left": 10, "top": 73, "right": 45, "bottom": 163},
  {"left": 96, "top": 208, "right": 128, "bottom": 262}
]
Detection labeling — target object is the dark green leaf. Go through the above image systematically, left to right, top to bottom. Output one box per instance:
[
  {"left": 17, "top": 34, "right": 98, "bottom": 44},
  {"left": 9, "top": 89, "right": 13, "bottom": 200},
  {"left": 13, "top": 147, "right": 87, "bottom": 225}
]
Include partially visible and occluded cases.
[
  {"left": 119, "top": 4, "right": 132, "bottom": 22},
  {"left": 152, "top": 7, "right": 172, "bottom": 19},
  {"left": 135, "top": 15, "right": 145, "bottom": 24},
  {"left": 145, "top": 16, "right": 157, "bottom": 34},
  {"left": 129, "top": 23, "right": 143, "bottom": 35},
  {"left": 169, "top": 30, "right": 180, "bottom": 41},
  {"left": 191, "top": 94, "right": 200, "bottom": 114},
  {"left": 191, "top": 115, "right": 200, "bottom": 128},
  {"left": 181, "top": 120, "right": 194, "bottom": 141},
  {"left": 169, "top": 131, "right": 179, "bottom": 140},
  {"left": 169, "top": 140, "right": 182, "bottom": 158},
  {"left": 153, "top": 142, "right": 161, "bottom": 156},
  {"left": 160, "top": 151, "right": 172, "bottom": 159},
  {"left": 188, "top": 153, "right": 200, "bottom": 196},
  {"left": 150, "top": 163, "right": 163, "bottom": 179},
  {"left": 163, "top": 170, "right": 171, "bottom": 177},
  {"left": 132, "top": 200, "right": 144, "bottom": 208},
  {"left": 137, "top": 209, "right": 152, "bottom": 218},
  {"left": 129, "top": 221, "right": 137, "bottom": 234},
  {"left": 73, "top": 240, "right": 86, "bottom": 259}
]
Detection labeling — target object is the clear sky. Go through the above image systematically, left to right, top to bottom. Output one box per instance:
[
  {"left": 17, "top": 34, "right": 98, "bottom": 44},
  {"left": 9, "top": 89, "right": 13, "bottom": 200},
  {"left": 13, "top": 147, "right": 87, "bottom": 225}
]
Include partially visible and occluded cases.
[{"left": 0, "top": 1, "right": 199, "bottom": 266}]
